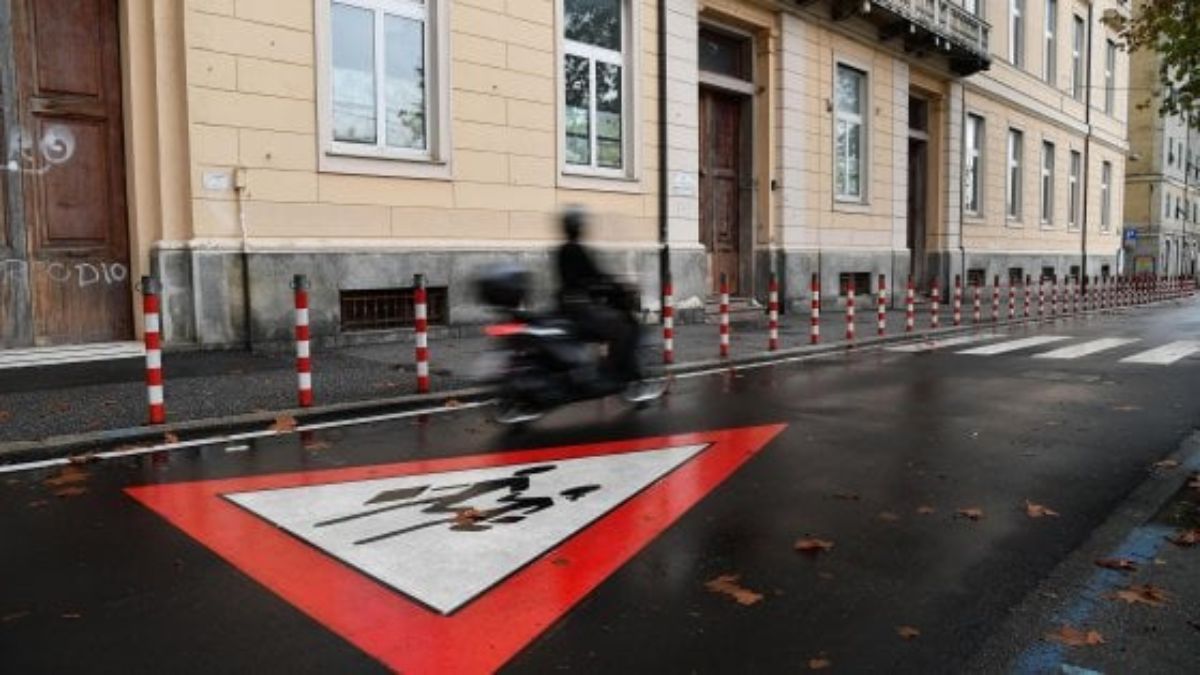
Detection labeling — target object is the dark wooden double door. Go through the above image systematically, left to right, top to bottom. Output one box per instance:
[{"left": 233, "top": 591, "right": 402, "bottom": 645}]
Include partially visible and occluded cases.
[
  {"left": 0, "top": 0, "right": 131, "bottom": 348},
  {"left": 699, "top": 88, "right": 745, "bottom": 295}
]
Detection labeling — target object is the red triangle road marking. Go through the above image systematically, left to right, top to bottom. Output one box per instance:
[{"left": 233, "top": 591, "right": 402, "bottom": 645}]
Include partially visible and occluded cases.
[{"left": 126, "top": 424, "right": 786, "bottom": 673}]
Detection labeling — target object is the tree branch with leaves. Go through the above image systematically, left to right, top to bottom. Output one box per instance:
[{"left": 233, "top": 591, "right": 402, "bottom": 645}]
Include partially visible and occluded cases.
[{"left": 1104, "top": 0, "right": 1199, "bottom": 120}]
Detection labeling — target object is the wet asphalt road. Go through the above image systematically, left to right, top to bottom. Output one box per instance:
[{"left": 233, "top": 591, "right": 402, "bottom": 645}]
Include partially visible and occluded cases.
[{"left": 1, "top": 299, "right": 1198, "bottom": 673}]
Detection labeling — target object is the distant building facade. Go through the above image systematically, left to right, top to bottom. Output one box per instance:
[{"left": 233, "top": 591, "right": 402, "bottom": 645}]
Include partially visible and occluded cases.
[
  {"left": 0, "top": 0, "right": 1131, "bottom": 350},
  {"left": 1123, "top": 36, "right": 1199, "bottom": 278}
]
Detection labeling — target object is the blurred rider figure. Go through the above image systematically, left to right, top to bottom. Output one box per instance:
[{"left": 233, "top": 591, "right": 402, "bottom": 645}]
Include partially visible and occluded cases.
[{"left": 555, "top": 206, "right": 639, "bottom": 384}]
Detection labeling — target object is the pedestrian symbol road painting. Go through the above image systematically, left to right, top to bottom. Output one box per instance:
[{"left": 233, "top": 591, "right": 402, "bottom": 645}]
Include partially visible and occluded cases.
[{"left": 125, "top": 424, "right": 785, "bottom": 673}]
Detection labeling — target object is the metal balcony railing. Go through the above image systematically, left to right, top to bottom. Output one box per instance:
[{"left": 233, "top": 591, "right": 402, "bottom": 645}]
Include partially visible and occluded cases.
[{"left": 871, "top": 0, "right": 991, "bottom": 59}]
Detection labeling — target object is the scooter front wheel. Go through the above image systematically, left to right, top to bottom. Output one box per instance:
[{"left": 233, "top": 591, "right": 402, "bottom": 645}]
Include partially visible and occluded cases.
[{"left": 493, "top": 399, "right": 544, "bottom": 425}]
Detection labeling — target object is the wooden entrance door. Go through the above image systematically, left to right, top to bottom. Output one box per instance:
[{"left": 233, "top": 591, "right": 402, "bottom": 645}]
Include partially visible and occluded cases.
[
  {"left": 10, "top": 0, "right": 132, "bottom": 346},
  {"left": 699, "top": 88, "right": 743, "bottom": 295},
  {"left": 907, "top": 137, "right": 928, "bottom": 285}
]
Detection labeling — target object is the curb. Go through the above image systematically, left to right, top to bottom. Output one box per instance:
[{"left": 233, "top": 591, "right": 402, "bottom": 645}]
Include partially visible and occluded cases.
[{"left": 1, "top": 297, "right": 1191, "bottom": 467}]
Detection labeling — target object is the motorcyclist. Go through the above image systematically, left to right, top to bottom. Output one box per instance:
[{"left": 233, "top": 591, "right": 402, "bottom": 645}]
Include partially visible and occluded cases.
[{"left": 555, "top": 206, "right": 640, "bottom": 384}]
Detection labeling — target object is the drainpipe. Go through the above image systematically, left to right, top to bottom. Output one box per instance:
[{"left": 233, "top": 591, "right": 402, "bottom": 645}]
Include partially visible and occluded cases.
[
  {"left": 657, "top": 0, "right": 670, "bottom": 306},
  {"left": 1081, "top": 3, "right": 1093, "bottom": 281},
  {"left": 958, "top": 85, "right": 967, "bottom": 286},
  {"left": 234, "top": 167, "right": 254, "bottom": 351}
]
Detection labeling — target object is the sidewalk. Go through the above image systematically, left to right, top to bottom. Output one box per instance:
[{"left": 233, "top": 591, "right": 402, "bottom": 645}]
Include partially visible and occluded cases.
[{"left": 0, "top": 309, "right": 931, "bottom": 446}]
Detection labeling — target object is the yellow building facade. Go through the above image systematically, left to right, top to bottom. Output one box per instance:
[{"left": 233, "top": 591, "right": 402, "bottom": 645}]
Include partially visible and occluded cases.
[{"left": 0, "top": 0, "right": 1130, "bottom": 349}]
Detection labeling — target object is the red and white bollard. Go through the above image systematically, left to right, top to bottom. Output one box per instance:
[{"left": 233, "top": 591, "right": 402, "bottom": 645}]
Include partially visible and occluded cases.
[
  {"left": 719, "top": 273, "right": 730, "bottom": 358},
  {"left": 768, "top": 273, "right": 780, "bottom": 351},
  {"left": 810, "top": 273, "right": 821, "bottom": 345},
  {"left": 293, "top": 274, "right": 313, "bottom": 407},
  {"left": 414, "top": 274, "right": 430, "bottom": 393},
  {"left": 662, "top": 274, "right": 674, "bottom": 365},
  {"left": 876, "top": 274, "right": 887, "bottom": 337},
  {"left": 905, "top": 275, "right": 915, "bottom": 333},
  {"left": 953, "top": 275, "right": 963, "bottom": 327},
  {"left": 991, "top": 275, "right": 1001, "bottom": 322},
  {"left": 141, "top": 276, "right": 165, "bottom": 425},
  {"left": 845, "top": 277, "right": 856, "bottom": 343},
  {"left": 930, "top": 277, "right": 941, "bottom": 329},
  {"left": 1038, "top": 277, "right": 1046, "bottom": 318},
  {"left": 1008, "top": 278, "right": 1016, "bottom": 321},
  {"left": 1051, "top": 278, "right": 1059, "bottom": 316},
  {"left": 972, "top": 281, "right": 981, "bottom": 324}
]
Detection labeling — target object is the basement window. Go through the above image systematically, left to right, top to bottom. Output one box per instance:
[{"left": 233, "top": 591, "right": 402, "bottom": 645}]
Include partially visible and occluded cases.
[
  {"left": 1040, "top": 266, "right": 1057, "bottom": 283},
  {"left": 1008, "top": 267, "right": 1025, "bottom": 285},
  {"left": 967, "top": 269, "right": 986, "bottom": 287},
  {"left": 838, "top": 272, "right": 872, "bottom": 296},
  {"left": 339, "top": 286, "right": 448, "bottom": 332}
]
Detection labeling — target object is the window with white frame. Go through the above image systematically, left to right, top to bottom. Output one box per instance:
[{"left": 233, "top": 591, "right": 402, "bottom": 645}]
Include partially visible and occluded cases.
[
  {"left": 327, "top": 0, "right": 438, "bottom": 160},
  {"left": 563, "top": 0, "right": 632, "bottom": 175},
  {"left": 963, "top": 0, "right": 980, "bottom": 16},
  {"left": 1010, "top": 0, "right": 1025, "bottom": 67},
  {"left": 1044, "top": 0, "right": 1057, "bottom": 84},
  {"left": 1071, "top": 15, "right": 1085, "bottom": 100},
  {"left": 1104, "top": 39, "right": 1116, "bottom": 114},
  {"left": 835, "top": 64, "right": 867, "bottom": 202},
  {"left": 964, "top": 114, "right": 984, "bottom": 214},
  {"left": 1007, "top": 128, "right": 1023, "bottom": 220},
  {"left": 1040, "top": 141, "right": 1055, "bottom": 224},
  {"left": 1068, "top": 150, "right": 1081, "bottom": 229},
  {"left": 1101, "top": 160, "right": 1113, "bottom": 230}
]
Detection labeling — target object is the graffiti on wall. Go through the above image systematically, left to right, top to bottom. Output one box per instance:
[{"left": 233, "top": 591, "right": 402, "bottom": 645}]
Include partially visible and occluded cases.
[
  {"left": 5, "top": 124, "right": 76, "bottom": 175},
  {"left": 0, "top": 258, "right": 128, "bottom": 288}
]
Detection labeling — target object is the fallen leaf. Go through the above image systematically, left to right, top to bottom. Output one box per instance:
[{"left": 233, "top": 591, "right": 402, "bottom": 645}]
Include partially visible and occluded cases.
[
  {"left": 444, "top": 398, "right": 462, "bottom": 408},
  {"left": 1111, "top": 405, "right": 1142, "bottom": 412},
  {"left": 0, "top": 410, "right": 10, "bottom": 423},
  {"left": 269, "top": 415, "right": 299, "bottom": 433},
  {"left": 163, "top": 432, "right": 180, "bottom": 444},
  {"left": 303, "top": 440, "right": 332, "bottom": 452},
  {"left": 67, "top": 452, "right": 97, "bottom": 465},
  {"left": 1152, "top": 459, "right": 1180, "bottom": 470},
  {"left": 43, "top": 465, "right": 88, "bottom": 488},
  {"left": 53, "top": 486, "right": 87, "bottom": 498},
  {"left": 831, "top": 491, "right": 861, "bottom": 501},
  {"left": 1025, "top": 501, "right": 1060, "bottom": 518},
  {"left": 916, "top": 505, "right": 936, "bottom": 515},
  {"left": 956, "top": 507, "right": 984, "bottom": 521},
  {"left": 452, "top": 508, "right": 484, "bottom": 527},
  {"left": 878, "top": 511, "right": 901, "bottom": 522},
  {"left": 1166, "top": 528, "right": 1200, "bottom": 547},
  {"left": 794, "top": 538, "right": 835, "bottom": 555},
  {"left": 550, "top": 557, "right": 570, "bottom": 567},
  {"left": 1095, "top": 558, "right": 1138, "bottom": 572},
  {"left": 704, "top": 574, "right": 763, "bottom": 606},
  {"left": 1110, "top": 584, "right": 1168, "bottom": 607},
  {"left": 1046, "top": 625, "right": 1105, "bottom": 647},
  {"left": 897, "top": 626, "right": 921, "bottom": 640},
  {"left": 808, "top": 657, "right": 832, "bottom": 670}
]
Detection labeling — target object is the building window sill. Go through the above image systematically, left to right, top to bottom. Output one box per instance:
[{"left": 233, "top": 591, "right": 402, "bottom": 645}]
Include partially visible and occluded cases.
[
  {"left": 319, "top": 151, "right": 452, "bottom": 180},
  {"left": 558, "top": 172, "right": 645, "bottom": 194}
]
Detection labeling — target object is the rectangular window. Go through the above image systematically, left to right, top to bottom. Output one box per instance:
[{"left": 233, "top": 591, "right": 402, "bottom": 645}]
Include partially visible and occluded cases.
[
  {"left": 328, "top": 0, "right": 436, "bottom": 159},
  {"left": 563, "top": 0, "right": 631, "bottom": 174},
  {"left": 963, "top": 0, "right": 980, "bottom": 16},
  {"left": 1010, "top": 0, "right": 1025, "bottom": 67},
  {"left": 1044, "top": 0, "right": 1057, "bottom": 84},
  {"left": 1071, "top": 16, "right": 1085, "bottom": 100},
  {"left": 1104, "top": 39, "right": 1116, "bottom": 114},
  {"left": 835, "top": 64, "right": 867, "bottom": 202},
  {"left": 965, "top": 114, "right": 984, "bottom": 215},
  {"left": 1007, "top": 129, "right": 1024, "bottom": 220},
  {"left": 1041, "top": 141, "right": 1055, "bottom": 224},
  {"left": 1068, "top": 150, "right": 1081, "bottom": 229},
  {"left": 1101, "top": 160, "right": 1113, "bottom": 231},
  {"left": 1008, "top": 267, "right": 1025, "bottom": 285}
]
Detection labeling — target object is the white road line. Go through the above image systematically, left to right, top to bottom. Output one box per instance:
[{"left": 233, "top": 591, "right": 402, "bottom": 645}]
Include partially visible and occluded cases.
[
  {"left": 886, "top": 333, "right": 999, "bottom": 353},
  {"left": 957, "top": 335, "right": 1072, "bottom": 355},
  {"left": 1033, "top": 337, "right": 1141, "bottom": 360},
  {"left": 1119, "top": 340, "right": 1200, "bottom": 365}
]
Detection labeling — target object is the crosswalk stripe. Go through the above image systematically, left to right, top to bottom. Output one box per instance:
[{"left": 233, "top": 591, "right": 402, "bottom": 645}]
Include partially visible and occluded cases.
[
  {"left": 886, "top": 333, "right": 999, "bottom": 353},
  {"left": 958, "top": 335, "right": 1072, "bottom": 355},
  {"left": 1033, "top": 337, "right": 1141, "bottom": 360},
  {"left": 1119, "top": 340, "right": 1200, "bottom": 365}
]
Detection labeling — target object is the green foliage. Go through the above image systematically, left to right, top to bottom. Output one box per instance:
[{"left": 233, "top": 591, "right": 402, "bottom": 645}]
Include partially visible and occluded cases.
[{"left": 1104, "top": 0, "right": 1200, "bottom": 120}]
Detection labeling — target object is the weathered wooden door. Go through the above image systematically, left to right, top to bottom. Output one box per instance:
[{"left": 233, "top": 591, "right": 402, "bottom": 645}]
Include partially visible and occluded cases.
[
  {"left": 11, "top": 0, "right": 132, "bottom": 346},
  {"left": 699, "top": 88, "right": 742, "bottom": 295}
]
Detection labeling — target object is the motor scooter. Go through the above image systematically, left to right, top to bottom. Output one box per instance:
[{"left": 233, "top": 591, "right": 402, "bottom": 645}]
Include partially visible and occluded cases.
[{"left": 472, "top": 264, "right": 666, "bottom": 425}]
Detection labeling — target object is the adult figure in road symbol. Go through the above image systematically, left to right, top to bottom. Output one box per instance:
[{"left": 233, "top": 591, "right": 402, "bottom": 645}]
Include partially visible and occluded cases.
[{"left": 555, "top": 206, "right": 640, "bottom": 385}]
